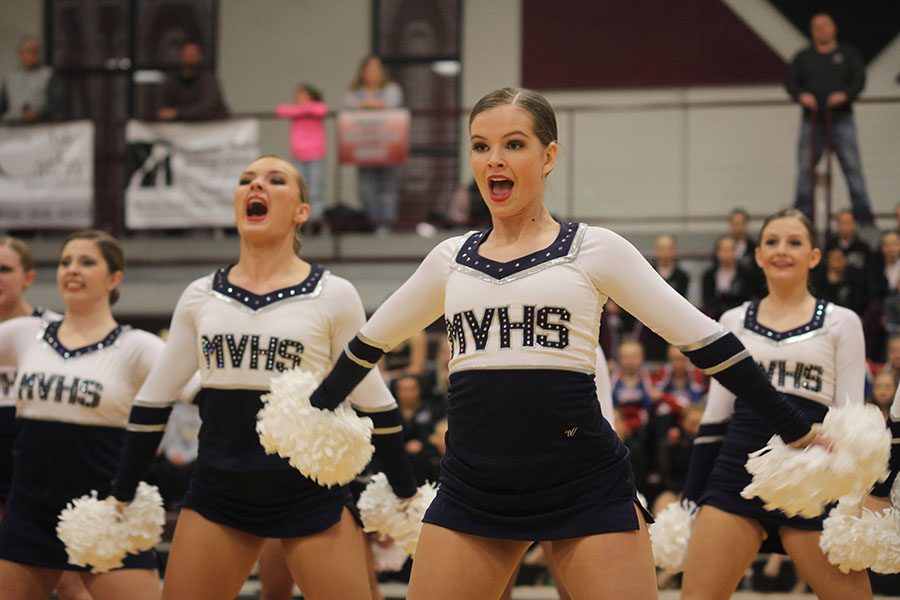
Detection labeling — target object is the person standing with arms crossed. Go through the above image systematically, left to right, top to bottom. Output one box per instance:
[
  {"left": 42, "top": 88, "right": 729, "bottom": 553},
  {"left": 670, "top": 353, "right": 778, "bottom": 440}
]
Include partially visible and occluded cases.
[{"left": 787, "top": 13, "right": 874, "bottom": 225}]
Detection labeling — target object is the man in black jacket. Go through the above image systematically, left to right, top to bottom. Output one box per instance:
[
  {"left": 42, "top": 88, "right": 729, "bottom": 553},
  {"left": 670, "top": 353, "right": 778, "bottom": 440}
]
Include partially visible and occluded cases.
[{"left": 786, "top": 13, "right": 873, "bottom": 224}]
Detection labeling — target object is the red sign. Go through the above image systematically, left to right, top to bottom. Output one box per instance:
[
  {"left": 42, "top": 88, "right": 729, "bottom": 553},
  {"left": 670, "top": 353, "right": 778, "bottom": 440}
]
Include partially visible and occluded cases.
[{"left": 338, "top": 109, "right": 410, "bottom": 166}]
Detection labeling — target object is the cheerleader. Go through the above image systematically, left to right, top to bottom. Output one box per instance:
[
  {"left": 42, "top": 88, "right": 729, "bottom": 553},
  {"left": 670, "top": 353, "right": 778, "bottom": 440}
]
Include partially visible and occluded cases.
[
  {"left": 306, "top": 88, "right": 824, "bottom": 599},
  {"left": 111, "top": 155, "right": 415, "bottom": 600},
  {"left": 680, "top": 209, "right": 871, "bottom": 600},
  {"left": 0, "top": 231, "right": 162, "bottom": 600},
  {"left": 0, "top": 236, "right": 55, "bottom": 515},
  {"left": 871, "top": 382, "right": 900, "bottom": 501}
]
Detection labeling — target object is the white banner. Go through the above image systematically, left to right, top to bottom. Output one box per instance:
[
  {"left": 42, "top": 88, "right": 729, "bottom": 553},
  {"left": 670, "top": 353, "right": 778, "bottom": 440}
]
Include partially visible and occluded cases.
[
  {"left": 124, "top": 119, "right": 259, "bottom": 228},
  {"left": 0, "top": 120, "right": 94, "bottom": 228}
]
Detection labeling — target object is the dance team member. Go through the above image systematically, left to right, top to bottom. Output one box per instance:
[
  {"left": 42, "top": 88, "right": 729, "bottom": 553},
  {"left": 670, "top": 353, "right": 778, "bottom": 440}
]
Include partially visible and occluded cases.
[{"left": 308, "top": 88, "right": 823, "bottom": 599}]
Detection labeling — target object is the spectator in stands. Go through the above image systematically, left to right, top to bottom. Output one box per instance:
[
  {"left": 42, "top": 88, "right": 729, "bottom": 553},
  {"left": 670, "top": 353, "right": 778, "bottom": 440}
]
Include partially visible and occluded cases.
[
  {"left": 786, "top": 13, "right": 873, "bottom": 224},
  {"left": 0, "top": 35, "right": 61, "bottom": 124},
  {"left": 156, "top": 41, "right": 228, "bottom": 121},
  {"left": 343, "top": 55, "right": 404, "bottom": 235},
  {"left": 276, "top": 84, "right": 329, "bottom": 233},
  {"left": 728, "top": 208, "right": 756, "bottom": 267},
  {"left": 825, "top": 209, "right": 873, "bottom": 274},
  {"left": 869, "top": 229, "right": 900, "bottom": 299},
  {"left": 862, "top": 230, "right": 900, "bottom": 361},
  {"left": 639, "top": 234, "right": 691, "bottom": 360},
  {"left": 701, "top": 235, "right": 755, "bottom": 320},
  {"left": 813, "top": 246, "right": 869, "bottom": 315},
  {"left": 379, "top": 329, "right": 428, "bottom": 385},
  {"left": 877, "top": 336, "right": 900, "bottom": 382},
  {"left": 611, "top": 340, "right": 657, "bottom": 438},
  {"left": 653, "top": 345, "right": 706, "bottom": 427},
  {"left": 868, "top": 370, "right": 896, "bottom": 422},
  {"left": 394, "top": 374, "right": 441, "bottom": 447},
  {"left": 145, "top": 401, "right": 200, "bottom": 511},
  {"left": 652, "top": 403, "right": 703, "bottom": 516},
  {"left": 612, "top": 408, "right": 649, "bottom": 498},
  {"left": 407, "top": 418, "right": 446, "bottom": 488}
]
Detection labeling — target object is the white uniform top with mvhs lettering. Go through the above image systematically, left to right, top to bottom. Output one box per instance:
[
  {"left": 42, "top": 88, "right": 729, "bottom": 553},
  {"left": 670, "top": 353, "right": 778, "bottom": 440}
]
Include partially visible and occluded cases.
[
  {"left": 350, "top": 223, "right": 725, "bottom": 538},
  {"left": 360, "top": 223, "right": 720, "bottom": 370},
  {"left": 136, "top": 264, "right": 394, "bottom": 412},
  {"left": 701, "top": 300, "right": 865, "bottom": 427},
  {"left": 0, "top": 308, "right": 61, "bottom": 410},
  {"left": 0, "top": 317, "right": 163, "bottom": 427}
]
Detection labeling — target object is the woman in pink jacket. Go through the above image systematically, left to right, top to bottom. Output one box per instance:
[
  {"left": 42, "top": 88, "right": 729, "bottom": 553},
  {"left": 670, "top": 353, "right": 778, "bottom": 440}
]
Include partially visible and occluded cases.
[{"left": 276, "top": 84, "right": 328, "bottom": 231}]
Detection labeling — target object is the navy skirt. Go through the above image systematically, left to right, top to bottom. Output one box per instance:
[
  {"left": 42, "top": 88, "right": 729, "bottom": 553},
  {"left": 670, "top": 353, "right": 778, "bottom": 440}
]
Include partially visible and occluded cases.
[
  {"left": 423, "top": 369, "right": 651, "bottom": 541},
  {"left": 701, "top": 394, "right": 829, "bottom": 553},
  {"left": 0, "top": 406, "right": 18, "bottom": 503},
  {"left": 0, "top": 419, "right": 156, "bottom": 571},
  {"left": 183, "top": 466, "right": 356, "bottom": 538}
]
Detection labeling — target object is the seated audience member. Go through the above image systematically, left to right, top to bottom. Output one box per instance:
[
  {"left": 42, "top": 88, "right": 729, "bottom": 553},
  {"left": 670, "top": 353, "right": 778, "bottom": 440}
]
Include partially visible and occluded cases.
[
  {"left": 0, "top": 35, "right": 61, "bottom": 124},
  {"left": 156, "top": 41, "right": 228, "bottom": 121},
  {"left": 729, "top": 207, "right": 765, "bottom": 293},
  {"left": 728, "top": 208, "right": 756, "bottom": 268},
  {"left": 825, "top": 208, "right": 873, "bottom": 274},
  {"left": 862, "top": 230, "right": 900, "bottom": 361},
  {"left": 871, "top": 230, "right": 900, "bottom": 300},
  {"left": 638, "top": 234, "right": 691, "bottom": 361},
  {"left": 701, "top": 235, "right": 755, "bottom": 320},
  {"left": 812, "top": 246, "right": 869, "bottom": 315},
  {"left": 379, "top": 329, "right": 428, "bottom": 384},
  {"left": 610, "top": 340, "right": 657, "bottom": 438},
  {"left": 652, "top": 345, "right": 706, "bottom": 430},
  {"left": 868, "top": 370, "right": 896, "bottom": 422},
  {"left": 394, "top": 374, "right": 442, "bottom": 448},
  {"left": 144, "top": 401, "right": 200, "bottom": 510},
  {"left": 651, "top": 403, "right": 703, "bottom": 516},
  {"left": 612, "top": 408, "right": 649, "bottom": 496},
  {"left": 407, "top": 418, "right": 446, "bottom": 487}
]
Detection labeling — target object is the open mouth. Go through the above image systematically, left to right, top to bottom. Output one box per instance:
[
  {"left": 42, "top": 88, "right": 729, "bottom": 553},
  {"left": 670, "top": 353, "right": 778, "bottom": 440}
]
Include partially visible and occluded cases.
[
  {"left": 488, "top": 178, "right": 514, "bottom": 201},
  {"left": 246, "top": 198, "right": 268, "bottom": 220}
]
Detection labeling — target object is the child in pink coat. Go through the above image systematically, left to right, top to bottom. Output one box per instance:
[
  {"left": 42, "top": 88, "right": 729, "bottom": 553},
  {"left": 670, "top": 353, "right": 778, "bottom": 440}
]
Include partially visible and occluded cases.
[{"left": 276, "top": 84, "right": 328, "bottom": 229}]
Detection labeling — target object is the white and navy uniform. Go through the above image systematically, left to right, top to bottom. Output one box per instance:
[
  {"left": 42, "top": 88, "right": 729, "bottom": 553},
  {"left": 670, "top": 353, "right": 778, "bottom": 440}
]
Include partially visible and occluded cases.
[
  {"left": 311, "top": 223, "right": 813, "bottom": 540},
  {"left": 113, "top": 265, "right": 410, "bottom": 537},
  {"left": 687, "top": 299, "right": 865, "bottom": 553},
  {"left": 0, "top": 307, "right": 59, "bottom": 503},
  {"left": 0, "top": 317, "right": 163, "bottom": 570},
  {"left": 873, "top": 385, "right": 900, "bottom": 498}
]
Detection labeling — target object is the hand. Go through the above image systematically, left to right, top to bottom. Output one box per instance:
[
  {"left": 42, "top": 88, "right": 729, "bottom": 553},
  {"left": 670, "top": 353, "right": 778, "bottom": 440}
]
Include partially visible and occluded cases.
[
  {"left": 826, "top": 91, "right": 848, "bottom": 108},
  {"left": 799, "top": 93, "right": 817, "bottom": 110},
  {"left": 157, "top": 107, "right": 177, "bottom": 121},
  {"left": 788, "top": 425, "right": 832, "bottom": 451},
  {"left": 404, "top": 439, "right": 423, "bottom": 455},
  {"left": 105, "top": 495, "right": 129, "bottom": 515}
]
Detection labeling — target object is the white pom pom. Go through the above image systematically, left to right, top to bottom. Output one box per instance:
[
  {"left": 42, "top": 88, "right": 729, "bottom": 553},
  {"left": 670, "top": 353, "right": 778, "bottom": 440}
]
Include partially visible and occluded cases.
[
  {"left": 257, "top": 369, "right": 374, "bottom": 487},
  {"left": 742, "top": 404, "right": 891, "bottom": 518},
  {"left": 358, "top": 473, "right": 438, "bottom": 559},
  {"left": 121, "top": 482, "right": 166, "bottom": 554},
  {"left": 398, "top": 483, "right": 438, "bottom": 557},
  {"left": 56, "top": 491, "right": 127, "bottom": 574},
  {"left": 820, "top": 496, "right": 900, "bottom": 574},
  {"left": 648, "top": 499, "right": 698, "bottom": 573},
  {"left": 370, "top": 539, "right": 409, "bottom": 572}
]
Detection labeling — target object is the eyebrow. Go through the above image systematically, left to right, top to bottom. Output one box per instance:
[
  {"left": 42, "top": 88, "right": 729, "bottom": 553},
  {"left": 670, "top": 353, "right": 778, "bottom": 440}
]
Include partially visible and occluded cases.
[
  {"left": 470, "top": 130, "right": 531, "bottom": 141},
  {"left": 240, "top": 170, "right": 288, "bottom": 177}
]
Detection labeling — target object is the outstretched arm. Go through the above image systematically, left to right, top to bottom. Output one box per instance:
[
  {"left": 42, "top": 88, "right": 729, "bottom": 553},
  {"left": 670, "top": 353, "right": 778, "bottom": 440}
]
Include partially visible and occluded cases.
[{"left": 582, "top": 228, "right": 811, "bottom": 444}]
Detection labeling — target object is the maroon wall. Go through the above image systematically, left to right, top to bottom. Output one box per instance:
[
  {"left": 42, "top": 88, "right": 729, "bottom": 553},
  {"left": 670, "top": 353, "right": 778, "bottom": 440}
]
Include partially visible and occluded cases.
[{"left": 522, "top": 0, "right": 787, "bottom": 89}]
